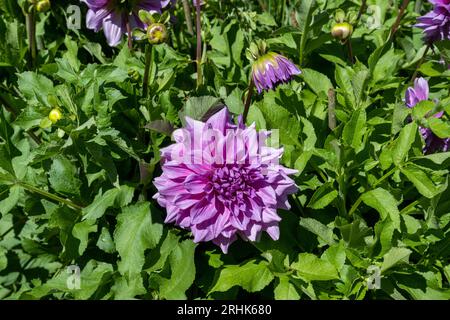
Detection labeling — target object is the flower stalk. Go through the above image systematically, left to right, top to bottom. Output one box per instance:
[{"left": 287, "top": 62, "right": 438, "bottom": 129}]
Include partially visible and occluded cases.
[
  {"left": 195, "top": 0, "right": 203, "bottom": 88},
  {"left": 26, "top": 11, "right": 37, "bottom": 68}
]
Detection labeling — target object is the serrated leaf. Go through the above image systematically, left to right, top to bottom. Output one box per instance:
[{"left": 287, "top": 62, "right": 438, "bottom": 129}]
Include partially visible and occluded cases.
[
  {"left": 393, "top": 122, "right": 417, "bottom": 165},
  {"left": 48, "top": 156, "right": 82, "bottom": 196},
  {"left": 361, "top": 188, "right": 400, "bottom": 230},
  {"left": 114, "top": 202, "right": 163, "bottom": 276},
  {"left": 299, "top": 217, "right": 336, "bottom": 245},
  {"left": 154, "top": 240, "right": 196, "bottom": 300},
  {"left": 381, "top": 247, "right": 412, "bottom": 273},
  {"left": 291, "top": 253, "right": 339, "bottom": 281},
  {"left": 210, "top": 260, "right": 274, "bottom": 293},
  {"left": 274, "top": 276, "right": 300, "bottom": 300}
]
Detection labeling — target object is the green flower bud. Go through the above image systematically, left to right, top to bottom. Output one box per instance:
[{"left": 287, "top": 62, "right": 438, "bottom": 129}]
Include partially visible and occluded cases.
[
  {"left": 36, "top": 0, "right": 50, "bottom": 12},
  {"left": 331, "top": 22, "right": 353, "bottom": 42},
  {"left": 147, "top": 23, "right": 168, "bottom": 45},
  {"left": 128, "top": 68, "right": 140, "bottom": 82}
]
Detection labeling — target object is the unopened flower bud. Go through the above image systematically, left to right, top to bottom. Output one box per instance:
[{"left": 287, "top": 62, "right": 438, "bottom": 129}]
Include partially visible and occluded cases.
[
  {"left": 36, "top": 0, "right": 50, "bottom": 12},
  {"left": 331, "top": 22, "right": 353, "bottom": 41},
  {"left": 147, "top": 23, "right": 168, "bottom": 45},
  {"left": 128, "top": 68, "right": 140, "bottom": 82},
  {"left": 48, "top": 108, "right": 62, "bottom": 123}
]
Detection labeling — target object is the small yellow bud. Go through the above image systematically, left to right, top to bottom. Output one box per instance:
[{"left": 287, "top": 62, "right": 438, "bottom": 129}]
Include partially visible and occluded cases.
[
  {"left": 36, "top": 0, "right": 51, "bottom": 12},
  {"left": 331, "top": 22, "right": 353, "bottom": 42},
  {"left": 147, "top": 23, "right": 168, "bottom": 45},
  {"left": 48, "top": 108, "right": 62, "bottom": 124}
]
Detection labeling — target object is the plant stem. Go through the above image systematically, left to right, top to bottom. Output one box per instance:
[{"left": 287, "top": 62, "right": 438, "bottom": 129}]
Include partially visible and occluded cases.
[
  {"left": 182, "top": 0, "right": 194, "bottom": 35},
  {"left": 356, "top": 0, "right": 367, "bottom": 27},
  {"left": 390, "top": 0, "right": 411, "bottom": 37},
  {"left": 414, "top": 0, "right": 423, "bottom": 13},
  {"left": 195, "top": 1, "right": 203, "bottom": 88},
  {"left": 26, "top": 11, "right": 36, "bottom": 69},
  {"left": 126, "top": 16, "right": 133, "bottom": 51},
  {"left": 347, "top": 39, "right": 355, "bottom": 64},
  {"left": 142, "top": 44, "right": 154, "bottom": 98},
  {"left": 411, "top": 44, "right": 431, "bottom": 82},
  {"left": 242, "top": 79, "right": 255, "bottom": 124},
  {"left": 328, "top": 88, "right": 336, "bottom": 130},
  {"left": 348, "top": 167, "right": 396, "bottom": 216},
  {"left": 18, "top": 182, "right": 83, "bottom": 211}
]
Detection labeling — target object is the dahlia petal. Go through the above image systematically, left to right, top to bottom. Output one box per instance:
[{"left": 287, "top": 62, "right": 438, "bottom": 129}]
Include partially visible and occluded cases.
[{"left": 102, "top": 12, "right": 125, "bottom": 47}]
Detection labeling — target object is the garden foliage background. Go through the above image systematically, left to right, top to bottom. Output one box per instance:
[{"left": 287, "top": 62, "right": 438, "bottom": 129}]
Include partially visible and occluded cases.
[{"left": 0, "top": 0, "right": 450, "bottom": 300}]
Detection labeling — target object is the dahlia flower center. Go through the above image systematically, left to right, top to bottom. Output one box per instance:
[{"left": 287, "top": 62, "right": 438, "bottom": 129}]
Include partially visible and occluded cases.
[{"left": 211, "top": 165, "right": 257, "bottom": 203}]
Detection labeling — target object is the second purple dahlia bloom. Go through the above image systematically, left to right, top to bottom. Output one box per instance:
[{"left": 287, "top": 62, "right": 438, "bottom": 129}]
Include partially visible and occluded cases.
[
  {"left": 82, "top": 0, "right": 172, "bottom": 47},
  {"left": 416, "top": 0, "right": 450, "bottom": 43},
  {"left": 252, "top": 52, "right": 302, "bottom": 93},
  {"left": 405, "top": 77, "right": 450, "bottom": 154},
  {"left": 153, "top": 108, "right": 298, "bottom": 253}
]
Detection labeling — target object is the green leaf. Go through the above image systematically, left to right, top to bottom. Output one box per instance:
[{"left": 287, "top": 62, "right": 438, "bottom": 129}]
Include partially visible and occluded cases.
[
  {"left": 297, "top": 0, "right": 317, "bottom": 66},
  {"left": 301, "top": 68, "right": 332, "bottom": 99},
  {"left": 17, "top": 72, "right": 54, "bottom": 107},
  {"left": 181, "top": 96, "right": 221, "bottom": 122},
  {"left": 342, "top": 108, "right": 366, "bottom": 150},
  {"left": 429, "top": 117, "right": 450, "bottom": 139},
  {"left": 392, "top": 122, "right": 418, "bottom": 165},
  {"left": 48, "top": 156, "right": 82, "bottom": 196},
  {"left": 400, "top": 165, "right": 443, "bottom": 198},
  {"left": 307, "top": 182, "right": 338, "bottom": 210},
  {"left": 0, "top": 185, "right": 21, "bottom": 215},
  {"left": 82, "top": 185, "right": 134, "bottom": 220},
  {"left": 361, "top": 188, "right": 401, "bottom": 229},
  {"left": 114, "top": 202, "right": 163, "bottom": 276},
  {"left": 299, "top": 217, "right": 336, "bottom": 246},
  {"left": 72, "top": 220, "right": 98, "bottom": 256},
  {"left": 96, "top": 227, "right": 115, "bottom": 254},
  {"left": 153, "top": 240, "right": 196, "bottom": 300},
  {"left": 321, "top": 242, "right": 346, "bottom": 272},
  {"left": 0, "top": 246, "right": 7, "bottom": 272},
  {"left": 381, "top": 247, "right": 412, "bottom": 273},
  {"left": 291, "top": 253, "right": 339, "bottom": 281},
  {"left": 210, "top": 260, "right": 274, "bottom": 293},
  {"left": 112, "top": 274, "right": 146, "bottom": 300},
  {"left": 274, "top": 276, "right": 301, "bottom": 300}
]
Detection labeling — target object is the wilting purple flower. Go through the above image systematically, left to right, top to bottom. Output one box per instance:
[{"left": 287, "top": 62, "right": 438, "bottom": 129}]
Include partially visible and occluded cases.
[
  {"left": 82, "top": 0, "right": 169, "bottom": 47},
  {"left": 416, "top": 0, "right": 450, "bottom": 43},
  {"left": 252, "top": 52, "right": 301, "bottom": 93},
  {"left": 405, "top": 77, "right": 450, "bottom": 154},
  {"left": 153, "top": 108, "right": 298, "bottom": 253}
]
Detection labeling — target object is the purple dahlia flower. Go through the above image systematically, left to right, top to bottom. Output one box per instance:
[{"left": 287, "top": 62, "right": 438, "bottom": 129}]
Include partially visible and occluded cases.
[
  {"left": 82, "top": 0, "right": 170, "bottom": 47},
  {"left": 416, "top": 0, "right": 450, "bottom": 43},
  {"left": 252, "top": 52, "right": 301, "bottom": 94},
  {"left": 405, "top": 77, "right": 450, "bottom": 154},
  {"left": 153, "top": 108, "right": 298, "bottom": 253}
]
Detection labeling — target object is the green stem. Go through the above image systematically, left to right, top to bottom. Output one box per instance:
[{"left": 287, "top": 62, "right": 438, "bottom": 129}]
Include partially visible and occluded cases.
[
  {"left": 181, "top": 0, "right": 194, "bottom": 35},
  {"left": 298, "top": 0, "right": 315, "bottom": 66},
  {"left": 390, "top": 0, "right": 411, "bottom": 38},
  {"left": 195, "top": 1, "right": 203, "bottom": 88},
  {"left": 26, "top": 11, "right": 36, "bottom": 69},
  {"left": 142, "top": 44, "right": 154, "bottom": 98},
  {"left": 242, "top": 78, "right": 255, "bottom": 124},
  {"left": 348, "top": 167, "right": 396, "bottom": 216},
  {"left": 18, "top": 182, "right": 83, "bottom": 211}
]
